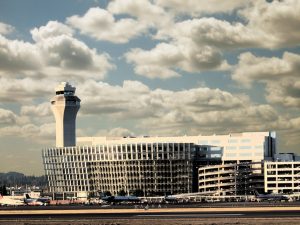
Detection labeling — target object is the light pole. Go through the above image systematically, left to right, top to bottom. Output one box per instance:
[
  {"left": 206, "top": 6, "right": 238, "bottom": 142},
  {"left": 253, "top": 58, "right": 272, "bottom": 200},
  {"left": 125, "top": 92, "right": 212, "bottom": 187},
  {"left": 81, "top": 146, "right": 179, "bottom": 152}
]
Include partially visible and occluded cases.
[
  {"left": 169, "top": 160, "right": 173, "bottom": 195},
  {"left": 243, "top": 166, "right": 248, "bottom": 202},
  {"left": 244, "top": 175, "right": 246, "bottom": 201}
]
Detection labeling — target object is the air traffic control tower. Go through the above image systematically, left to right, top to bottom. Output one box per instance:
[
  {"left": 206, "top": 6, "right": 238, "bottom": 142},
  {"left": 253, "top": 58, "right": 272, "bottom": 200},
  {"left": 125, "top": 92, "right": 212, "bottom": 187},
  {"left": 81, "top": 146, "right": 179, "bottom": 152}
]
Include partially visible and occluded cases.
[{"left": 51, "top": 82, "right": 80, "bottom": 147}]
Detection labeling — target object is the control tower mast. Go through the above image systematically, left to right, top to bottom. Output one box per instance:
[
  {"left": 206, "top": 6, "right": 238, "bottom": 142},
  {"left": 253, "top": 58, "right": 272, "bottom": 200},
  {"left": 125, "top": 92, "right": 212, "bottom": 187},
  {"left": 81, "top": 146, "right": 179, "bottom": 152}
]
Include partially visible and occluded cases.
[{"left": 51, "top": 82, "right": 80, "bottom": 147}]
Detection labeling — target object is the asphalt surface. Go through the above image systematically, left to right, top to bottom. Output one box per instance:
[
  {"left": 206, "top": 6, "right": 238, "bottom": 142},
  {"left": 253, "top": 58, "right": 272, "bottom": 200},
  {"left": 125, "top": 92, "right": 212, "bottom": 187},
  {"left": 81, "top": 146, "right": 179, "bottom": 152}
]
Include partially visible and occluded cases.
[
  {"left": 2, "top": 201, "right": 300, "bottom": 210},
  {"left": 1, "top": 203, "right": 300, "bottom": 220},
  {"left": 1, "top": 210, "right": 300, "bottom": 220}
]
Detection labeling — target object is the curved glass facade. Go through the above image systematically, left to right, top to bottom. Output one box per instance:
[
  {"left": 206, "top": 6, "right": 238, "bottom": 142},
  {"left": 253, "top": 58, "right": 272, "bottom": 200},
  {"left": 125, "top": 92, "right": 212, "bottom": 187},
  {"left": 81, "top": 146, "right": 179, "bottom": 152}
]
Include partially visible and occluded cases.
[{"left": 42, "top": 143, "right": 194, "bottom": 197}]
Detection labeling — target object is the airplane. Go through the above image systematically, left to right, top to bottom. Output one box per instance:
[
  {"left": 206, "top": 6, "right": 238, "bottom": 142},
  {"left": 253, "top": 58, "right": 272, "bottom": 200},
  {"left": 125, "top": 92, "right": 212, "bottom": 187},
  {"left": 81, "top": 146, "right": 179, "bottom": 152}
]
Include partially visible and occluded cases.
[
  {"left": 253, "top": 190, "right": 290, "bottom": 202},
  {"left": 0, "top": 194, "right": 25, "bottom": 206},
  {"left": 24, "top": 194, "right": 51, "bottom": 206},
  {"left": 101, "top": 195, "right": 140, "bottom": 203},
  {"left": 164, "top": 195, "right": 178, "bottom": 203}
]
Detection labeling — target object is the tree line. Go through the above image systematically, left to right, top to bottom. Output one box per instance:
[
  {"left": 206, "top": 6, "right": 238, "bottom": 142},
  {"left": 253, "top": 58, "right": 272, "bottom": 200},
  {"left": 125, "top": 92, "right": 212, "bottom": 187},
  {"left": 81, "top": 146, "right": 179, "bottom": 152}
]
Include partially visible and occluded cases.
[
  {"left": 0, "top": 172, "right": 47, "bottom": 187},
  {"left": 0, "top": 185, "right": 8, "bottom": 195}
]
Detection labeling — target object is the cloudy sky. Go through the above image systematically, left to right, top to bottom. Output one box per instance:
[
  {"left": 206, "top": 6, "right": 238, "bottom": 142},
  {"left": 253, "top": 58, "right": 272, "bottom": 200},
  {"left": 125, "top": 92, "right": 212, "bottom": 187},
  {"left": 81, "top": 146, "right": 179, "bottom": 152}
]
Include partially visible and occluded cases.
[{"left": 0, "top": 0, "right": 299, "bottom": 175}]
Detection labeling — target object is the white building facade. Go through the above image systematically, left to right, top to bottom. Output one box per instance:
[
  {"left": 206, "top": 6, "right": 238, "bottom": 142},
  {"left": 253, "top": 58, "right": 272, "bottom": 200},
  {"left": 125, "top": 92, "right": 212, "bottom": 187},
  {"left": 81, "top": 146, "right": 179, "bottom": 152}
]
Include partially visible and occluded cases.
[
  {"left": 43, "top": 132, "right": 276, "bottom": 198},
  {"left": 43, "top": 142, "right": 194, "bottom": 197},
  {"left": 264, "top": 161, "right": 300, "bottom": 194},
  {"left": 198, "top": 162, "right": 264, "bottom": 196}
]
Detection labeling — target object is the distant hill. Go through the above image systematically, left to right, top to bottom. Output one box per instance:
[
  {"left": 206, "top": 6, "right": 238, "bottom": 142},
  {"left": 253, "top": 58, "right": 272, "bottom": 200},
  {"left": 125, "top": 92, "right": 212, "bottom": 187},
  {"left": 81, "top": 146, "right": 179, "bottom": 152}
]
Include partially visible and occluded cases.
[{"left": 0, "top": 172, "right": 47, "bottom": 187}]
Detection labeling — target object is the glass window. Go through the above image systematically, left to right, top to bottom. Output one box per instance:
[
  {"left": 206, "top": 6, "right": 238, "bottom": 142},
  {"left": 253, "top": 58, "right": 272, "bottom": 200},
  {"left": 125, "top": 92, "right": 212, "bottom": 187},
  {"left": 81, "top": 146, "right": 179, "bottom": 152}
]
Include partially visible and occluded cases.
[
  {"left": 228, "top": 139, "right": 238, "bottom": 143},
  {"left": 199, "top": 140, "right": 208, "bottom": 145},
  {"left": 210, "top": 140, "right": 220, "bottom": 144},
  {"left": 132, "top": 145, "right": 136, "bottom": 152},
  {"left": 211, "top": 146, "right": 222, "bottom": 151},
  {"left": 239, "top": 146, "right": 252, "bottom": 150},
  {"left": 226, "top": 153, "right": 237, "bottom": 157},
  {"left": 239, "top": 153, "right": 252, "bottom": 157}
]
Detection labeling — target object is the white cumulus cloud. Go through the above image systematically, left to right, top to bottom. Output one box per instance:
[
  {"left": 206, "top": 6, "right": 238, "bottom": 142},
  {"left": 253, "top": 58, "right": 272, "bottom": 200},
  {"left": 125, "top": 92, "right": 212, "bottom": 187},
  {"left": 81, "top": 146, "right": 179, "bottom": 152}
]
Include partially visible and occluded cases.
[
  {"left": 108, "top": 0, "right": 172, "bottom": 27},
  {"left": 155, "top": 0, "right": 248, "bottom": 15},
  {"left": 240, "top": 0, "right": 300, "bottom": 48},
  {"left": 67, "top": 7, "right": 148, "bottom": 43},
  {"left": 0, "top": 21, "right": 114, "bottom": 81},
  {"left": 31, "top": 21, "right": 73, "bottom": 42},
  {"left": 0, "top": 22, "right": 14, "bottom": 35},
  {"left": 0, "top": 35, "right": 42, "bottom": 73},
  {"left": 125, "top": 42, "right": 229, "bottom": 79},
  {"left": 232, "top": 51, "right": 300, "bottom": 108},
  {"left": 76, "top": 79, "right": 284, "bottom": 136},
  {"left": 21, "top": 102, "right": 51, "bottom": 117},
  {"left": 0, "top": 108, "right": 17, "bottom": 125}
]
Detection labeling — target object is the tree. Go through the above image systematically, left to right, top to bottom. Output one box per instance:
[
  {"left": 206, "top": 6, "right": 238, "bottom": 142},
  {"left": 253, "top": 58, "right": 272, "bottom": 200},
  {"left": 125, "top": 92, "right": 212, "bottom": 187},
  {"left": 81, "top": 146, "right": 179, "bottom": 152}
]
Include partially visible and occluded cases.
[
  {"left": 0, "top": 172, "right": 47, "bottom": 187},
  {"left": 0, "top": 185, "right": 8, "bottom": 196},
  {"left": 117, "top": 189, "right": 127, "bottom": 196},
  {"left": 131, "top": 189, "right": 144, "bottom": 197},
  {"left": 103, "top": 191, "right": 112, "bottom": 197}
]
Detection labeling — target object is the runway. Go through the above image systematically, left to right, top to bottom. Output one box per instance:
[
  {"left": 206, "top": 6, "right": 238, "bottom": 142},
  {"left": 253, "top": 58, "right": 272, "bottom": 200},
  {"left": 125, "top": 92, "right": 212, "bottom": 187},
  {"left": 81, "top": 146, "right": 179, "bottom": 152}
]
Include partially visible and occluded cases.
[{"left": 1, "top": 207, "right": 300, "bottom": 220}]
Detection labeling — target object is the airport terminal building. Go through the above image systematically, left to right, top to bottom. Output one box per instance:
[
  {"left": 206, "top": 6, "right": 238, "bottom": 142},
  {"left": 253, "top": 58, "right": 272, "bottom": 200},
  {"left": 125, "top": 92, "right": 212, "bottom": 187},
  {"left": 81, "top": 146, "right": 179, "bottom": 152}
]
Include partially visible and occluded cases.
[
  {"left": 43, "top": 82, "right": 297, "bottom": 199},
  {"left": 43, "top": 132, "right": 276, "bottom": 198}
]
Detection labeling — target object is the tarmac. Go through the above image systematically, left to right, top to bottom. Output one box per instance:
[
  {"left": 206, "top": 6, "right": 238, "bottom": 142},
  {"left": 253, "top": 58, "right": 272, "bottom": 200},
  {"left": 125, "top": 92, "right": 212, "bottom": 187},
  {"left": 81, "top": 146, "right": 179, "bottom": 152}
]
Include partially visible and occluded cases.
[{"left": 1, "top": 206, "right": 300, "bottom": 225}]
